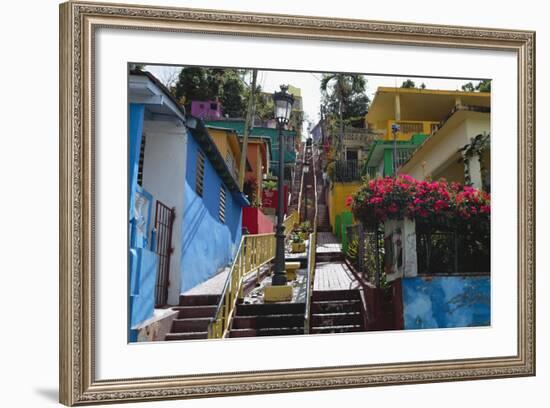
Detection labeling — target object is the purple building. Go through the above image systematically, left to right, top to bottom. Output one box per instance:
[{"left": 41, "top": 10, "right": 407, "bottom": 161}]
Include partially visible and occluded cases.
[{"left": 190, "top": 100, "right": 223, "bottom": 120}]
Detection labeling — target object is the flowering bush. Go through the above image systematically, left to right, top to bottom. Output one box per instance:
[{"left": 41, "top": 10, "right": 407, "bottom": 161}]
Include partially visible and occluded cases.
[{"left": 348, "top": 175, "right": 490, "bottom": 232}]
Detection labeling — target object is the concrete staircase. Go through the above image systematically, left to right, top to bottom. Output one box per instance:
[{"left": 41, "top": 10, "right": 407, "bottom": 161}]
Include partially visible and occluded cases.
[
  {"left": 288, "top": 143, "right": 305, "bottom": 214},
  {"left": 316, "top": 203, "right": 331, "bottom": 232},
  {"left": 310, "top": 290, "right": 364, "bottom": 334},
  {"left": 164, "top": 294, "right": 219, "bottom": 341},
  {"left": 229, "top": 302, "right": 306, "bottom": 337}
]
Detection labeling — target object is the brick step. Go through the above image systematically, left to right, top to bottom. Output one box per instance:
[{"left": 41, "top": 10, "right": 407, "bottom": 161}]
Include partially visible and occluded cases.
[
  {"left": 312, "top": 290, "right": 361, "bottom": 302},
  {"left": 179, "top": 294, "right": 220, "bottom": 306},
  {"left": 311, "top": 299, "right": 362, "bottom": 314},
  {"left": 236, "top": 302, "right": 305, "bottom": 316},
  {"left": 172, "top": 305, "right": 217, "bottom": 319},
  {"left": 312, "top": 312, "right": 362, "bottom": 327},
  {"left": 232, "top": 314, "right": 305, "bottom": 329},
  {"left": 171, "top": 317, "right": 211, "bottom": 333},
  {"left": 310, "top": 325, "right": 363, "bottom": 334},
  {"left": 165, "top": 332, "right": 208, "bottom": 341}
]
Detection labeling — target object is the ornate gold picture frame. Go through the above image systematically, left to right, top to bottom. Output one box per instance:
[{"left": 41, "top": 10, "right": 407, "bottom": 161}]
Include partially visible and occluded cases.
[{"left": 59, "top": 1, "right": 535, "bottom": 405}]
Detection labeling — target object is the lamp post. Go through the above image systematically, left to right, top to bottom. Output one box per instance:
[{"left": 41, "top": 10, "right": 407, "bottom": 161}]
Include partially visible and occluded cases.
[{"left": 272, "top": 85, "right": 294, "bottom": 286}]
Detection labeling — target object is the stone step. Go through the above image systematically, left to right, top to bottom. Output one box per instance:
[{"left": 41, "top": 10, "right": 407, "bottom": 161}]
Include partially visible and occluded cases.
[
  {"left": 312, "top": 290, "right": 361, "bottom": 302},
  {"left": 179, "top": 294, "right": 220, "bottom": 306},
  {"left": 311, "top": 299, "right": 362, "bottom": 314},
  {"left": 236, "top": 302, "right": 305, "bottom": 316},
  {"left": 172, "top": 305, "right": 217, "bottom": 319},
  {"left": 312, "top": 312, "right": 362, "bottom": 327},
  {"left": 232, "top": 314, "right": 305, "bottom": 330},
  {"left": 171, "top": 317, "right": 212, "bottom": 333},
  {"left": 310, "top": 325, "right": 363, "bottom": 334},
  {"left": 165, "top": 332, "right": 208, "bottom": 341}
]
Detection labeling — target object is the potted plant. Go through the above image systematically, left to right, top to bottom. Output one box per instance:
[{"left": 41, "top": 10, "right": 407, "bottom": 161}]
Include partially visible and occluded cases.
[
  {"left": 298, "top": 220, "right": 312, "bottom": 240},
  {"left": 290, "top": 233, "right": 306, "bottom": 253}
]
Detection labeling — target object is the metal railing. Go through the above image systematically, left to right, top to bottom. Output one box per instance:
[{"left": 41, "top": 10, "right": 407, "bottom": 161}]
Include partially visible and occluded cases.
[
  {"left": 296, "top": 143, "right": 306, "bottom": 220},
  {"left": 304, "top": 146, "right": 319, "bottom": 334},
  {"left": 333, "top": 159, "right": 367, "bottom": 182},
  {"left": 345, "top": 224, "right": 384, "bottom": 287},
  {"left": 416, "top": 231, "right": 490, "bottom": 275},
  {"left": 207, "top": 233, "right": 276, "bottom": 338}
]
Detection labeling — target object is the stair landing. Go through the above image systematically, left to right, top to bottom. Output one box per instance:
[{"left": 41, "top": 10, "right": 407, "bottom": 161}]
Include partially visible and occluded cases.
[{"left": 313, "top": 261, "right": 360, "bottom": 291}]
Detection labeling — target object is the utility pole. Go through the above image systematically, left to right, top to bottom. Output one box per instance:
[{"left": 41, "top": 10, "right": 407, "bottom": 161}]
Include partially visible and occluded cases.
[{"left": 238, "top": 69, "right": 257, "bottom": 191}]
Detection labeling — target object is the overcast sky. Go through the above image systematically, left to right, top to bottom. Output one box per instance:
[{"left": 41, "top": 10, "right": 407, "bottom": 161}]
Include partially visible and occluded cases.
[{"left": 146, "top": 64, "right": 482, "bottom": 135}]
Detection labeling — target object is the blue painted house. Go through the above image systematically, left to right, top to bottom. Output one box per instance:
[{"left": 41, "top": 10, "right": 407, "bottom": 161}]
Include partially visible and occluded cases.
[{"left": 128, "top": 70, "right": 248, "bottom": 341}]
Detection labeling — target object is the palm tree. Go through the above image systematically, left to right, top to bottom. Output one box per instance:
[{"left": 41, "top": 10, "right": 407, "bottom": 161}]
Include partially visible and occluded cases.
[{"left": 320, "top": 74, "right": 366, "bottom": 158}]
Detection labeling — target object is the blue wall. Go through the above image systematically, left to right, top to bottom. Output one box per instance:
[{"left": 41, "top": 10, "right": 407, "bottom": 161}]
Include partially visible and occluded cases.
[
  {"left": 128, "top": 104, "right": 159, "bottom": 339},
  {"left": 180, "top": 135, "right": 243, "bottom": 292},
  {"left": 402, "top": 276, "right": 490, "bottom": 329}
]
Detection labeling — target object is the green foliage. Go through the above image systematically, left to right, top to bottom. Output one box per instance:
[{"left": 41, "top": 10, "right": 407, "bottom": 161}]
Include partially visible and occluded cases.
[
  {"left": 172, "top": 67, "right": 246, "bottom": 116},
  {"left": 320, "top": 73, "right": 370, "bottom": 120},
  {"left": 400, "top": 79, "right": 416, "bottom": 88},
  {"left": 461, "top": 79, "right": 491, "bottom": 93},
  {"left": 476, "top": 79, "right": 491, "bottom": 92},
  {"left": 461, "top": 82, "right": 475, "bottom": 92},
  {"left": 262, "top": 179, "right": 277, "bottom": 191},
  {"left": 299, "top": 220, "right": 312, "bottom": 232}
]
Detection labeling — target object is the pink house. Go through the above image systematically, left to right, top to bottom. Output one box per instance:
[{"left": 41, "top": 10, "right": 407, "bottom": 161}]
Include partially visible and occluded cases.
[{"left": 190, "top": 100, "right": 223, "bottom": 120}]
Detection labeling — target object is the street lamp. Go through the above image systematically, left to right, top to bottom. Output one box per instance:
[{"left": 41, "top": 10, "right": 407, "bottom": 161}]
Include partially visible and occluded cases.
[{"left": 272, "top": 85, "right": 294, "bottom": 286}]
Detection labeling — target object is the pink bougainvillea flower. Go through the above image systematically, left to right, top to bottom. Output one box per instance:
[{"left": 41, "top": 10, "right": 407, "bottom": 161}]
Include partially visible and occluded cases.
[{"left": 345, "top": 195, "right": 353, "bottom": 207}]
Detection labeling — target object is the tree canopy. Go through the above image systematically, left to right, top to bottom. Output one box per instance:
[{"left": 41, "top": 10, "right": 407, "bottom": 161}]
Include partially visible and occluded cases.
[
  {"left": 172, "top": 67, "right": 246, "bottom": 117},
  {"left": 320, "top": 73, "right": 370, "bottom": 121},
  {"left": 400, "top": 79, "right": 416, "bottom": 88},
  {"left": 461, "top": 79, "right": 491, "bottom": 93}
]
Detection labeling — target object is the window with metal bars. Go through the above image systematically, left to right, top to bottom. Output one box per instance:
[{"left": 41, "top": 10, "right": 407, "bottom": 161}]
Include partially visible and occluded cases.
[
  {"left": 137, "top": 134, "right": 146, "bottom": 186},
  {"left": 195, "top": 150, "right": 205, "bottom": 197},
  {"left": 219, "top": 187, "right": 226, "bottom": 223}
]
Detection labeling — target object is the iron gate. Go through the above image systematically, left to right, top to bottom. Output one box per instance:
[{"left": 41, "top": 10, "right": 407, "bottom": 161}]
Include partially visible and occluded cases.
[{"left": 154, "top": 201, "right": 175, "bottom": 307}]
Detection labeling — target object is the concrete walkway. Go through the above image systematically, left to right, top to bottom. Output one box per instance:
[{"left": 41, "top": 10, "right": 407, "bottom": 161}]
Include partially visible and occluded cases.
[
  {"left": 316, "top": 232, "right": 342, "bottom": 253},
  {"left": 313, "top": 261, "right": 360, "bottom": 291},
  {"left": 182, "top": 268, "right": 230, "bottom": 295}
]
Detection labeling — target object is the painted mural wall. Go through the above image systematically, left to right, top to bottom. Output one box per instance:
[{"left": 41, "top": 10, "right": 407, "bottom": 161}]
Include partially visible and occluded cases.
[
  {"left": 180, "top": 135, "right": 243, "bottom": 293},
  {"left": 402, "top": 276, "right": 490, "bottom": 329}
]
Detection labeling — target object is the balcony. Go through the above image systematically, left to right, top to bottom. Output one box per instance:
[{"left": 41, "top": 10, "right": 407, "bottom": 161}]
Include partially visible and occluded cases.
[
  {"left": 377, "top": 120, "right": 440, "bottom": 141},
  {"left": 332, "top": 160, "right": 363, "bottom": 182}
]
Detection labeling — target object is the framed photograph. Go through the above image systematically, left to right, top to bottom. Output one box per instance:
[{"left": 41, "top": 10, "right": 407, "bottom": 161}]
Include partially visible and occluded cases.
[{"left": 59, "top": 1, "right": 535, "bottom": 405}]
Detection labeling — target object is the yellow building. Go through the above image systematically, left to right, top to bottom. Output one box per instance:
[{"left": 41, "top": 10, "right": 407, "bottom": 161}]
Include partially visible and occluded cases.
[
  {"left": 327, "top": 86, "right": 491, "bottom": 240},
  {"left": 364, "top": 87, "right": 490, "bottom": 179},
  {"left": 386, "top": 88, "right": 492, "bottom": 190},
  {"left": 206, "top": 126, "right": 245, "bottom": 183}
]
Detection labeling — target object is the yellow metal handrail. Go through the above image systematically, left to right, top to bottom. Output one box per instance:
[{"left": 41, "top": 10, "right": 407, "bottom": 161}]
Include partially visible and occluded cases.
[
  {"left": 283, "top": 211, "right": 299, "bottom": 236},
  {"left": 208, "top": 232, "right": 276, "bottom": 339}
]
